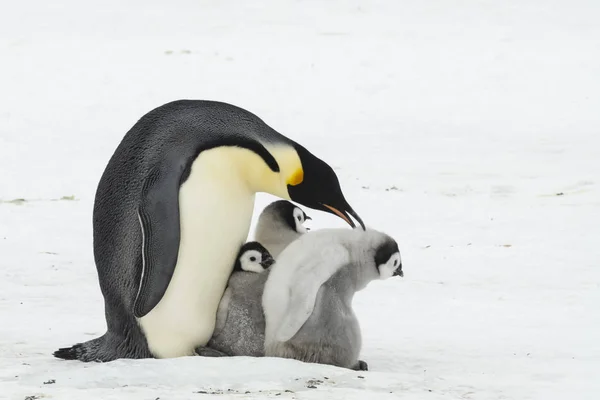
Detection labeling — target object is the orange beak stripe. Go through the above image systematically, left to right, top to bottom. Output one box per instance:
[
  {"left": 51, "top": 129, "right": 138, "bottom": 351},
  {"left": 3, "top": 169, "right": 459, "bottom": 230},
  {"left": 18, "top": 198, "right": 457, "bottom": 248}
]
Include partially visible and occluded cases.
[{"left": 323, "top": 204, "right": 353, "bottom": 227}]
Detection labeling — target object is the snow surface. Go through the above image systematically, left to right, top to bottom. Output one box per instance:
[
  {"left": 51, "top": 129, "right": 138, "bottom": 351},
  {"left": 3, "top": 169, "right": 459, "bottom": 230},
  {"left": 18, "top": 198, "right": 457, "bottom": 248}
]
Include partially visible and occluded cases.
[{"left": 1, "top": 0, "right": 599, "bottom": 399}]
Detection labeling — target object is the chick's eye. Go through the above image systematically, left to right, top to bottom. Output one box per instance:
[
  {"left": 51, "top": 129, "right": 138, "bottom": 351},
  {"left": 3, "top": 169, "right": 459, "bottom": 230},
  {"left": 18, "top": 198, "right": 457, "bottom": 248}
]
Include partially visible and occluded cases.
[
  {"left": 249, "top": 257, "right": 256, "bottom": 262},
  {"left": 393, "top": 260, "right": 398, "bottom": 267}
]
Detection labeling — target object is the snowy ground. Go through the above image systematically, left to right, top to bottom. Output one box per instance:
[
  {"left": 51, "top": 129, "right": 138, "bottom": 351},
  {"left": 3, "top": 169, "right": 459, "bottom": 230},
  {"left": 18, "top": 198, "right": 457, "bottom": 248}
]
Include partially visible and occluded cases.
[{"left": 1, "top": 0, "right": 599, "bottom": 399}]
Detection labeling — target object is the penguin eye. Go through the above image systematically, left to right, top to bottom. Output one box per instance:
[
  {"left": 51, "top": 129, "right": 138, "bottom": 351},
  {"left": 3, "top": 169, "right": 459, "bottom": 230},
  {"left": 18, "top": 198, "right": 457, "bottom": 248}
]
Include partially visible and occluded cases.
[
  {"left": 297, "top": 216, "right": 302, "bottom": 221},
  {"left": 249, "top": 256, "right": 257, "bottom": 262},
  {"left": 393, "top": 260, "right": 398, "bottom": 267}
]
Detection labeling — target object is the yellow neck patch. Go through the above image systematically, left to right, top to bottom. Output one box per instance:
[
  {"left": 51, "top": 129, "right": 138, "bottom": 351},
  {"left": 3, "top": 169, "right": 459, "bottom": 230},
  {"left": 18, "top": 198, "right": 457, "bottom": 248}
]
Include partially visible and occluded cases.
[
  {"left": 220, "top": 144, "right": 301, "bottom": 200},
  {"left": 287, "top": 167, "right": 304, "bottom": 186}
]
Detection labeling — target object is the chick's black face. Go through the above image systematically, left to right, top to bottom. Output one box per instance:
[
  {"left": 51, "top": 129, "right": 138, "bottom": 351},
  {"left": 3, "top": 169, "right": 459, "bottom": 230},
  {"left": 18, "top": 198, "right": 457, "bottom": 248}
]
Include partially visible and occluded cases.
[
  {"left": 287, "top": 145, "right": 365, "bottom": 230},
  {"left": 375, "top": 237, "right": 403, "bottom": 277},
  {"left": 234, "top": 241, "right": 274, "bottom": 272}
]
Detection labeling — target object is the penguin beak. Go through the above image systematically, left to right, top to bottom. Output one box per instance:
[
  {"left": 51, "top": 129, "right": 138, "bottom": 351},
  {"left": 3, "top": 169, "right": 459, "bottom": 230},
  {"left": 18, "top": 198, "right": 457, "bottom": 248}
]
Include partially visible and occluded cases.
[
  {"left": 322, "top": 204, "right": 365, "bottom": 230},
  {"left": 304, "top": 213, "right": 311, "bottom": 231},
  {"left": 261, "top": 255, "right": 275, "bottom": 269},
  {"left": 392, "top": 265, "right": 404, "bottom": 277}
]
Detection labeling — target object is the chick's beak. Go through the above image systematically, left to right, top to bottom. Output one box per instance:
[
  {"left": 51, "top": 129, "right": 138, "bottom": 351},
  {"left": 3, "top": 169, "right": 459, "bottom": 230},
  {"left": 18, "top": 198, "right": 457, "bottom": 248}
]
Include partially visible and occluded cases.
[
  {"left": 304, "top": 213, "right": 312, "bottom": 231},
  {"left": 261, "top": 255, "right": 275, "bottom": 269},
  {"left": 392, "top": 265, "right": 404, "bottom": 277}
]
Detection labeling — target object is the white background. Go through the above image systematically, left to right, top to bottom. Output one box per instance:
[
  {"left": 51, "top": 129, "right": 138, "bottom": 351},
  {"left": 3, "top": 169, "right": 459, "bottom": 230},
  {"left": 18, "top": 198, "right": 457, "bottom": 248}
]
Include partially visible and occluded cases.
[{"left": 1, "top": 1, "right": 599, "bottom": 399}]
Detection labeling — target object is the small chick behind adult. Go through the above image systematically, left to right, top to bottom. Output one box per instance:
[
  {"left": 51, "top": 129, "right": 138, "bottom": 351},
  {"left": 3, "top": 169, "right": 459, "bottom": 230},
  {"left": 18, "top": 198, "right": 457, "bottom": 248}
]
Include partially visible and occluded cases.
[
  {"left": 254, "top": 200, "right": 311, "bottom": 259},
  {"left": 195, "top": 241, "right": 274, "bottom": 357}
]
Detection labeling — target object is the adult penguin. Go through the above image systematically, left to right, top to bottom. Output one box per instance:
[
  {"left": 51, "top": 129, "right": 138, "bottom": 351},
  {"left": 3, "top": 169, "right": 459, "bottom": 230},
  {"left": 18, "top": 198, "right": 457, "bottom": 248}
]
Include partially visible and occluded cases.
[{"left": 54, "top": 100, "right": 365, "bottom": 362}]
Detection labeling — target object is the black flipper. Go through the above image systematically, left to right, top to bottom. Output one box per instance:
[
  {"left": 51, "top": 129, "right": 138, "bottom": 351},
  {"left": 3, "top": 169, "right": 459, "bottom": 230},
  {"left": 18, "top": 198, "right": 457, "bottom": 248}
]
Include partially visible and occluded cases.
[{"left": 133, "top": 153, "right": 187, "bottom": 318}]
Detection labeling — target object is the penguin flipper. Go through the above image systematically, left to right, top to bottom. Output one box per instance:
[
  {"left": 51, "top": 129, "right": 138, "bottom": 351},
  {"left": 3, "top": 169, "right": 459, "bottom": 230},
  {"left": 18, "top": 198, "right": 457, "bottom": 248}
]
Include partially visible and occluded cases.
[
  {"left": 134, "top": 154, "right": 186, "bottom": 318},
  {"left": 275, "top": 244, "right": 349, "bottom": 342}
]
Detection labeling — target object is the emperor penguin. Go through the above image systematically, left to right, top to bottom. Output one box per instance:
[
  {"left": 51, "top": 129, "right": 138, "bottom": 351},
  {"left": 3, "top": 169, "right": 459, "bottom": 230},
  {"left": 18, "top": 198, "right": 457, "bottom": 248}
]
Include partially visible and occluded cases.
[
  {"left": 53, "top": 100, "right": 365, "bottom": 362},
  {"left": 254, "top": 200, "right": 311, "bottom": 259},
  {"left": 262, "top": 227, "right": 402, "bottom": 371},
  {"left": 196, "top": 241, "right": 273, "bottom": 358}
]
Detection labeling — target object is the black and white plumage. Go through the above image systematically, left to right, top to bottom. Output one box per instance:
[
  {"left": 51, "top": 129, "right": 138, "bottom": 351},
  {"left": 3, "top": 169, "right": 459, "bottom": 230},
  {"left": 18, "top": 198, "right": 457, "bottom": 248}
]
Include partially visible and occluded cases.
[
  {"left": 53, "top": 100, "right": 365, "bottom": 362},
  {"left": 253, "top": 200, "right": 311, "bottom": 259},
  {"left": 262, "top": 227, "right": 402, "bottom": 371},
  {"left": 196, "top": 241, "right": 274, "bottom": 358},
  {"left": 231, "top": 241, "right": 275, "bottom": 273}
]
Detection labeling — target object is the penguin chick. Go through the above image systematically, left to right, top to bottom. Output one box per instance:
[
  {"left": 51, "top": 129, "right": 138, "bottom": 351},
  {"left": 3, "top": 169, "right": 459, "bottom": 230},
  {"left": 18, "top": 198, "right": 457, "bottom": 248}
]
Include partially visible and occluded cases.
[
  {"left": 254, "top": 200, "right": 311, "bottom": 259},
  {"left": 262, "top": 227, "right": 403, "bottom": 371},
  {"left": 196, "top": 241, "right": 274, "bottom": 358},
  {"left": 232, "top": 241, "right": 275, "bottom": 273}
]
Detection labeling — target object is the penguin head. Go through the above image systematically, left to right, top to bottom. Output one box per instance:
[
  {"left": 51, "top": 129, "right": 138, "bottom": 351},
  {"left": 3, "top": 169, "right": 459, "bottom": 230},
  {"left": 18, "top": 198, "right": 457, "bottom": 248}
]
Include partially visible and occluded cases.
[
  {"left": 285, "top": 145, "right": 365, "bottom": 230},
  {"left": 261, "top": 200, "right": 312, "bottom": 234},
  {"left": 291, "top": 205, "right": 311, "bottom": 233},
  {"left": 373, "top": 236, "right": 403, "bottom": 279},
  {"left": 234, "top": 241, "right": 275, "bottom": 273}
]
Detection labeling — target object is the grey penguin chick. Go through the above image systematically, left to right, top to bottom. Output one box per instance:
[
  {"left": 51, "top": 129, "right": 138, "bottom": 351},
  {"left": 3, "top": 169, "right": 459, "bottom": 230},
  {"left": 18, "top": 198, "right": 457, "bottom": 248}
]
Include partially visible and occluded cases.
[
  {"left": 254, "top": 200, "right": 311, "bottom": 259},
  {"left": 262, "top": 227, "right": 403, "bottom": 371},
  {"left": 196, "top": 241, "right": 274, "bottom": 358}
]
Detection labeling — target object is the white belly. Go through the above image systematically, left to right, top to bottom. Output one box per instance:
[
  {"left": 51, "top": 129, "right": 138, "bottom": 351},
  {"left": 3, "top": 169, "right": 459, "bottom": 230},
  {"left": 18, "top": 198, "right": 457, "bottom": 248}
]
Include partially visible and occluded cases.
[{"left": 137, "top": 149, "right": 255, "bottom": 358}]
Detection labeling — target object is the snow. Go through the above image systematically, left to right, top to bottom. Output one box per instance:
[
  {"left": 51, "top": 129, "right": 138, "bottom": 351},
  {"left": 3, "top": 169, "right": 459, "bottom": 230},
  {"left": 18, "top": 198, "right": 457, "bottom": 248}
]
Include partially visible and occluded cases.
[{"left": 1, "top": 0, "right": 599, "bottom": 399}]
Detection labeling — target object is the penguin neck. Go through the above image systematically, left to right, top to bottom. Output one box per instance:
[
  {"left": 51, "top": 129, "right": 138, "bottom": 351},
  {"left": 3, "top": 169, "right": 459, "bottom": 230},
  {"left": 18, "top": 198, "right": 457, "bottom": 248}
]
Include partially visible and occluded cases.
[
  {"left": 198, "top": 144, "right": 301, "bottom": 199},
  {"left": 242, "top": 144, "right": 302, "bottom": 199}
]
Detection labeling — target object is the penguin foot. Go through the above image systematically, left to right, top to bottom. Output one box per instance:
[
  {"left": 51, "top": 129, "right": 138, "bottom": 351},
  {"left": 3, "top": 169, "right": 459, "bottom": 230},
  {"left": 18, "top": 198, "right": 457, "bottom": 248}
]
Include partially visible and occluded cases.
[
  {"left": 195, "top": 346, "right": 230, "bottom": 357},
  {"left": 351, "top": 360, "right": 369, "bottom": 371}
]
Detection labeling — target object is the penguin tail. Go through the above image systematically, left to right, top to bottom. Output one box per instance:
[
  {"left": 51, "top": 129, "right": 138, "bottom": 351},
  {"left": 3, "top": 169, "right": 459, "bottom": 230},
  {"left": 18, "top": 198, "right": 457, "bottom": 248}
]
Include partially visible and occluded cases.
[
  {"left": 53, "top": 331, "right": 152, "bottom": 362},
  {"left": 53, "top": 336, "right": 109, "bottom": 362},
  {"left": 53, "top": 345, "right": 83, "bottom": 360}
]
